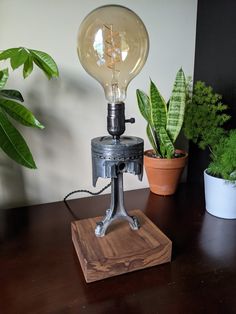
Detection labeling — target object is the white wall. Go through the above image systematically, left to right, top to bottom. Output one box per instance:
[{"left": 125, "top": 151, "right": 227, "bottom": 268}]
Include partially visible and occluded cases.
[{"left": 0, "top": 0, "right": 198, "bottom": 209}]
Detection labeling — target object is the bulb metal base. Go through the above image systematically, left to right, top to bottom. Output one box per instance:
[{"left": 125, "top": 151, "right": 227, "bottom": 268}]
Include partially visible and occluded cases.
[
  {"left": 107, "top": 102, "right": 135, "bottom": 139},
  {"left": 107, "top": 102, "right": 125, "bottom": 138}
]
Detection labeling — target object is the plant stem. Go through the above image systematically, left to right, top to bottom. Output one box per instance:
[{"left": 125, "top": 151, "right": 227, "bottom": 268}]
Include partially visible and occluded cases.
[{"left": 208, "top": 145, "right": 216, "bottom": 159}]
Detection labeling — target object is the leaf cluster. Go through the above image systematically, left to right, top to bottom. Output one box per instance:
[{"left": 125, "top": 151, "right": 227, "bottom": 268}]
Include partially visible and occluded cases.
[
  {"left": 0, "top": 47, "right": 59, "bottom": 168},
  {"left": 0, "top": 47, "right": 59, "bottom": 79},
  {"left": 136, "top": 68, "right": 186, "bottom": 158},
  {"left": 183, "top": 81, "right": 230, "bottom": 150},
  {"left": 183, "top": 81, "right": 236, "bottom": 182},
  {"left": 208, "top": 130, "right": 236, "bottom": 182}
]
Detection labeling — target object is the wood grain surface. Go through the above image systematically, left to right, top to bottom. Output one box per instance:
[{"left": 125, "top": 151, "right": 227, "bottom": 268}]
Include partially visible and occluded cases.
[{"left": 72, "top": 210, "right": 172, "bottom": 282}]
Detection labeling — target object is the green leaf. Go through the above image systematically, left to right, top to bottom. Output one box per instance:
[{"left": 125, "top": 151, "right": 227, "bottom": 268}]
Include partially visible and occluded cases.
[
  {"left": 0, "top": 47, "right": 59, "bottom": 80},
  {"left": 10, "top": 47, "right": 29, "bottom": 70},
  {"left": 0, "top": 48, "right": 18, "bottom": 61},
  {"left": 30, "top": 49, "right": 59, "bottom": 79},
  {"left": 23, "top": 55, "right": 33, "bottom": 78},
  {"left": 166, "top": 68, "right": 186, "bottom": 143},
  {"left": 0, "top": 69, "right": 9, "bottom": 89},
  {"left": 150, "top": 80, "right": 167, "bottom": 131},
  {"left": 183, "top": 80, "right": 230, "bottom": 150},
  {"left": 0, "top": 89, "right": 24, "bottom": 102},
  {"left": 136, "top": 89, "right": 151, "bottom": 122},
  {"left": 0, "top": 99, "right": 44, "bottom": 129},
  {"left": 0, "top": 109, "right": 36, "bottom": 168},
  {"left": 146, "top": 123, "right": 158, "bottom": 155},
  {"left": 159, "top": 126, "right": 175, "bottom": 158},
  {"left": 208, "top": 130, "right": 236, "bottom": 182}
]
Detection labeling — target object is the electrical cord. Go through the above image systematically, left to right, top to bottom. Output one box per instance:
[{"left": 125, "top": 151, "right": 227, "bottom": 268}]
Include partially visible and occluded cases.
[
  {"left": 63, "top": 181, "right": 112, "bottom": 220},
  {"left": 63, "top": 181, "right": 112, "bottom": 201}
]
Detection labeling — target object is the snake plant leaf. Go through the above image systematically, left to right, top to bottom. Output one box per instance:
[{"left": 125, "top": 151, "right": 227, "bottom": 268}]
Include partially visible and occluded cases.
[
  {"left": 0, "top": 48, "right": 19, "bottom": 61},
  {"left": 10, "top": 48, "right": 29, "bottom": 70},
  {"left": 30, "top": 49, "right": 59, "bottom": 79},
  {"left": 23, "top": 55, "right": 34, "bottom": 79},
  {"left": 166, "top": 68, "right": 186, "bottom": 143},
  {"left": 0, "top": 69, "right": 9, "bottom": 89},
  {"left": 150, "top": 80, "right": 167, "bottom": 131},
  {"left": 0, "top": 89, "right": 24, "bottom": 102},
  {"left": 136, "top": 89, "right": 151, "bottom": 122},
  {"left": 0, "top": 99, "right": 44, "bottom": 129},
  {"left": 0, "top": 109, "right": 36, "bottom": 168},
  {"left": 146, "top": 123, "right": 158, "bottom": 155},
  {"left": 159, "top": 126, "right": 175, "bottom": 158}
]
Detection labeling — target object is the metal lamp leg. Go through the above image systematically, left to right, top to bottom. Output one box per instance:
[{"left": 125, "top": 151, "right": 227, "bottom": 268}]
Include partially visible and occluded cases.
[{"left": 95, "top": 173, "right": 140, "bottom": 237}]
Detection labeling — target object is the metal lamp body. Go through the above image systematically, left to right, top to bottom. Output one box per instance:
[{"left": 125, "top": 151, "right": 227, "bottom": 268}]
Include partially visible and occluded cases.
[
  {"left": 91, "top": 103, "right": 144, "bottom": 237},
  {"left": 92, "top": 136, "right": 143, "bottom": 186}
]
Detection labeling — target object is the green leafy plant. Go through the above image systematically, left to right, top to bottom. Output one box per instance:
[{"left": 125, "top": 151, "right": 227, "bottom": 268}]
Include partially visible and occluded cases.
[
  {"left": 0, "top": 47, "right": 59, "bottom": 168},
  {"left": 136, "top": 68, "right": 186, "bottom": 158},
  {"left": 183, "top": 81, "right": 236, "bottom": 182},
  {"left": 184, "top": 81, "right": 230, "bottom": 151},
  {"left": 208, "top": 130, "right": 236, "bottom": 182}
]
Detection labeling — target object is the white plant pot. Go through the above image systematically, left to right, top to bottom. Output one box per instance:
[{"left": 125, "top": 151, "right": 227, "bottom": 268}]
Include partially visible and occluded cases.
[{"left": 204, "top": 169, "right": 236, "bottom": 219}]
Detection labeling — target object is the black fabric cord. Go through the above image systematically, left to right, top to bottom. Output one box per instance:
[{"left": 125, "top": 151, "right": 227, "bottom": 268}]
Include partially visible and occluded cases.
[
  {"left": 63, "top": 181, "right": 112, "bottom": 220},
  {"left": 63, "top": 181, "right": 112, "bottom": 201}
]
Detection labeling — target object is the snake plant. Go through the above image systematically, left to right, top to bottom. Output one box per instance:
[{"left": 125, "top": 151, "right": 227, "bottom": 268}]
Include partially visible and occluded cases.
[
  {"left": 0, "top": 47, "right": 59, "bottom": 168},
  {"left": 136, "top": 68, "right": 186, "bottom": 158}
]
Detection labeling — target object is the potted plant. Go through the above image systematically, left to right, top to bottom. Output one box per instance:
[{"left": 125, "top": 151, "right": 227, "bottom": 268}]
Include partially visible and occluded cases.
[
  {"left": 0, "top": 47, "right": 59, "bottom": 168},
  {"left": 136, "top": 68, "right": 188, "bottom": 195},
  {"left": 184, "top": 81, "right": 236, "bottom": 219}
]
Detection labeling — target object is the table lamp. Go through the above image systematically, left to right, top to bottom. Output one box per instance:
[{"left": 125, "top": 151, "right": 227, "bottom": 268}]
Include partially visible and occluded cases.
[
  {"left": 72, "top": 5, "right": 172, "bottom": 282},
  {"left": 77, "top": 5, "right": 149, "bottom": 237}
]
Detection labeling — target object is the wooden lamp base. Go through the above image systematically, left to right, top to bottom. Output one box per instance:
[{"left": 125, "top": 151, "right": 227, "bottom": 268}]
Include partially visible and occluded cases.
[{"left": 71, "top": 210, "right": 172, "bottom": 283}]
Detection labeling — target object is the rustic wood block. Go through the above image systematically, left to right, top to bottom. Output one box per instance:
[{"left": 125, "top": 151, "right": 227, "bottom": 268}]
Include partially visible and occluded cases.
[{"left": 71, "top": 210, "right": 172, "bottom": 283}]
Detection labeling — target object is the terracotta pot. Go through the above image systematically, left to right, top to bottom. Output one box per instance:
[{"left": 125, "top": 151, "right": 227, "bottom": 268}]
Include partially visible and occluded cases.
[{"left": 144, "top": 149, "right": 188, "bottom": 196}]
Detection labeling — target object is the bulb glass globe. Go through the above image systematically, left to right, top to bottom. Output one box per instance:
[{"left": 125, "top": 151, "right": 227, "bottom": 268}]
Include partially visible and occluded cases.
[{"left": 77, "top": 5, "right": 149, "bottom": 104}]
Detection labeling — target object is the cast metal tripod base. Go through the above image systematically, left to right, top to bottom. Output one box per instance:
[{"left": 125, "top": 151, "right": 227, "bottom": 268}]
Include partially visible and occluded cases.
[{"left": 95, "top": 173, "right": 140, "bottom": 237}]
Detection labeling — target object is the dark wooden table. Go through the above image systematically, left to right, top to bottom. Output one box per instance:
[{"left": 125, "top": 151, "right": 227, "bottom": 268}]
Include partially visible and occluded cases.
[{"left": 1, "top": 183, "right": 236, "bottom": 314}]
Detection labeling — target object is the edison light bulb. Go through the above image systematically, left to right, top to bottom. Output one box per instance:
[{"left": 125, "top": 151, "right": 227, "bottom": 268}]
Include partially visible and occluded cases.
[{"left": 77, "top": 5, "right": 149, "bottom": 103}]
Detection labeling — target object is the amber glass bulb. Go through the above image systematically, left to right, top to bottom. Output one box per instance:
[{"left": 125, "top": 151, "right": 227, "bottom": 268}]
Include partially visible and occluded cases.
[{"left": 77, "top": 5, "right": 149, "bottom": 103}]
